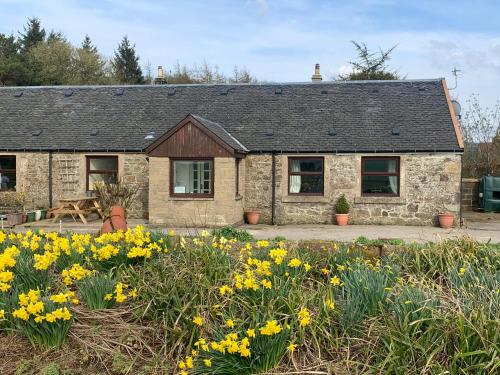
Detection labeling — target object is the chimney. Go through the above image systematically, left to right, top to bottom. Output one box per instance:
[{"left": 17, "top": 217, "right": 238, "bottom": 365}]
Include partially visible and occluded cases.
[
  {"left": 311, "top": 63, "right": 322, "bottom": 83},
  {"left": 154, "top": 65, "right": 167, "bottom": 85}
]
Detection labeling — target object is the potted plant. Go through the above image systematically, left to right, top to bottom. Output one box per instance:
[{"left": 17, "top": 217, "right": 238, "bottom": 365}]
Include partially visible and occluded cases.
[
  {"left": 94, "top": 178, "right": 139, "bottom": 233},
  {"left": 6, "top": 192, "right": 26, "bottom": 226},
  {"left": 335, "top": 194, "right": 350, "bottom": 226},
  {"left": 245, "top": 210, "right": 260, "bottom": 225},
  {"left": 438, "top": 211, "right": 454, "bottom": 229}
]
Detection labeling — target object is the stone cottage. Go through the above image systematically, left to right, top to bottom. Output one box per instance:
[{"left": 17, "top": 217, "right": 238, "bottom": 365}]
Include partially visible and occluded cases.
[{"left": 0, "top": 75, "right": 463, "bottom": 226}]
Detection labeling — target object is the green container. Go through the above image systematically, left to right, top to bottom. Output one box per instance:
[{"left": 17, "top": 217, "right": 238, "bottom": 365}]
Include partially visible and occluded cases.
[
  {"left": 479, "top": 176, "right": 500, "bottom": 212},
  {"left": 40, "top": 209, "right": 47, "bottom": 220},
  {"left": 27, "top": 211, "right": 36, "bottom": 222}
]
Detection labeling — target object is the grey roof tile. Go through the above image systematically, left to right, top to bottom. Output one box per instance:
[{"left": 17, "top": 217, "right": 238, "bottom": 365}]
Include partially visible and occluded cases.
[{"left": 0, "top": 79, "right": 461, "bottom": 152}]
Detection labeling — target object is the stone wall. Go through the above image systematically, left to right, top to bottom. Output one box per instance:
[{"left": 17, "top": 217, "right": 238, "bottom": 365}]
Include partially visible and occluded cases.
[
  {"left": 0, "top": 152, "right": 148, "bottom": 218},
  {"left": 0, "top": 152, "right": 50, "bottom": 211},
  {"left": 244, "top": 153, "right": 462, "bottom": 226},
  {"left": 244, "top": 154, "right": 273, "bottom": 223},
  {"left": 149, "top": 156, "right": 244, "bottom": 226},
  {"left": 461, "top": 178, "right": 479, "bottom": 211}
]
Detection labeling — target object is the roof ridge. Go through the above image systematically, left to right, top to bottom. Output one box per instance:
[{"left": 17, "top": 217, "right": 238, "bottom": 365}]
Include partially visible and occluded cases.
[{"left": 0, "top": 78, "right": 444, "bottom": 90}]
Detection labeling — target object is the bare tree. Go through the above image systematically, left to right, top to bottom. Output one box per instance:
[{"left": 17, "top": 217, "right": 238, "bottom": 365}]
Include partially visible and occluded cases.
[{"left": 461, "top": 94, "right": 500, "bottom": 177}]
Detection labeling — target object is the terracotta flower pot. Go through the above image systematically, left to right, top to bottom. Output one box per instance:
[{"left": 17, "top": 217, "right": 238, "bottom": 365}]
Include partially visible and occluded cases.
[
  {"left": 101, "top": 205, "right": 128, "bottom": 234},
  {"left": 245, "top": 211, "right": 260, "bottom": 225},
  {"left": 438, "top": 212, "right": 454, "bottom": 229},
  {"left": 7, "top": 213, "right": 23, "bottom": 226},
  {"left": 336, "top": 214, "right": 349, "bottom": 226}
]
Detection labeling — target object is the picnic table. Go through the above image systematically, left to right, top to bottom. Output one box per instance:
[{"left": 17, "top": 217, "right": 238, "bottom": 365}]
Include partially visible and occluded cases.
[{"left": 52, "top": 197, "right": 104, "bottom": 224}]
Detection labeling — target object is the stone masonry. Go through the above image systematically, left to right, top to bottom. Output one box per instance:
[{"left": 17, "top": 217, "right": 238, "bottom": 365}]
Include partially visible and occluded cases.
[
  {"left": 0, "top": 152, "right": 148, "bottom": 218},
  {"left": 245, "top": 153, "right": 462, "bottom": 226}
]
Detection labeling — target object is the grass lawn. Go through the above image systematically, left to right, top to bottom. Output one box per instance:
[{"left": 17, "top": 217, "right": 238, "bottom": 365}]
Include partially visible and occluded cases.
[{"left": 0, "top": 227, "right": 499, "bottom": 375}]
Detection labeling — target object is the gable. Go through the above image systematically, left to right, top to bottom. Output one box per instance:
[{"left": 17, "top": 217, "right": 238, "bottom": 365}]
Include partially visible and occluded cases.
[{"left": 147, "top": 116, "right": 236, "bottom": 157}]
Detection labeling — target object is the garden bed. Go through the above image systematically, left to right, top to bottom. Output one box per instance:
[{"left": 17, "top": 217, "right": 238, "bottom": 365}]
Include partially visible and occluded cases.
[{"left": 1, "top": 228, "right": 499, "bottom": 374}]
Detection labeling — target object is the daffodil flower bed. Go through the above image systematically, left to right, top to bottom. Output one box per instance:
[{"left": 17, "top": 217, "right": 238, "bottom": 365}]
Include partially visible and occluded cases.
[{"left": 1, "top": 228, "right": 499, "bottom": 374}]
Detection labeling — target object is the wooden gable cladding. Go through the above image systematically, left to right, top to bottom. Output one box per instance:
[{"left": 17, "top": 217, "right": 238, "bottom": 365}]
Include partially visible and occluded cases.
[{"left": 147, "top": 115, "right": 238, "bottom": 158}]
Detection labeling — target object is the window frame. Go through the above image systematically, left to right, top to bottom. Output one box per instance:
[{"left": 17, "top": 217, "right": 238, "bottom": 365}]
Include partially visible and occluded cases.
[
  {"left": 0, "top": 155, "right": 16, "bottom": 192},
  {"left": 86, "top": 155, "right": 119, "bottom": 191},
  {"left": 288, "top": 156, "right": 324, "bottom": 196},
  {"left": 361, "top": 156, "right": 400, "bottom": 197},
  {"left": 170, "top": 157, "right": 214, "bottom": 198}
]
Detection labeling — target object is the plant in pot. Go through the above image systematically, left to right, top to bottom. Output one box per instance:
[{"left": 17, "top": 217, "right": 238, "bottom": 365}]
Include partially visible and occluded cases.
[
  {"left": 94, "top": 178, "right": 139, "bottom": 233},
  {"left": 6, "top": 192, "right": 26, "bottom": 226},
  {"left": 335, "top": 194, "right": 350, "bottom": 226},
  {"left": 437, "top": 209, "right": 454, "bottom": 229},
  {"left": 245, "top": 210, "right": 260, "bottom": 225}
]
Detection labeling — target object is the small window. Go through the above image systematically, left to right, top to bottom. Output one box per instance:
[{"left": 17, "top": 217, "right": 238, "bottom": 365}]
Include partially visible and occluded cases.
[
  {"left": 0, "top": 156, "right": 16, "bottom": 191},
  {"left": 86, "top": 156, "right": 118, "bottom": 191},
  {"left": 288, "top": 157, "right": 324, "bottom": 195},
  {"left": 361, "top": 157, "right": 400, "bottom": 196},
  {"left": 171, "top": 159, "right": 213, "bottom": 197}
]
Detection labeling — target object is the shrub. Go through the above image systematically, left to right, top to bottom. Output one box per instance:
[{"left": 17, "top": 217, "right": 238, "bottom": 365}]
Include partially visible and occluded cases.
[
  {"left": 93, "top": 178, "right": 139, "bottom": 217},
  {"left": 334, "top": 194, "right": 350, "bottom": 214},
  {"left": 211, "top": 226, "right": 254, "bottom": 242}
]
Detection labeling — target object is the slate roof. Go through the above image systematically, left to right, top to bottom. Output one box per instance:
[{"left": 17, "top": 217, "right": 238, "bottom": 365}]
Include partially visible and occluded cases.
[
  {"left": 0, "top": 79, "right": 462, "bottom": 153},
  {"left": 190, "top": 114, "right": 249, "bottom": 153}
]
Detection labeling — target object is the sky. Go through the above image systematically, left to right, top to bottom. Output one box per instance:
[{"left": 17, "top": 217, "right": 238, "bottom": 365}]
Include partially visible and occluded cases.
[{"left": 1, "top": 0, "right": 500, "bottom": 109}]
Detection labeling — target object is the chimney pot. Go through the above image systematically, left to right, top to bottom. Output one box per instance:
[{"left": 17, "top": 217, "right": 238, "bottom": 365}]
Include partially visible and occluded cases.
[
  {"left": 311, "top": 63, "right": 322, "bottom": 83},
  {"left": 157, "top": 65, "right": 164, "bottom": 78}
]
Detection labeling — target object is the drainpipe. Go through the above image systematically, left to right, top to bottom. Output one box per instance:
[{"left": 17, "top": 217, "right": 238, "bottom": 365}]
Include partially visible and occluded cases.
[
  {"left": 48, "top": 151, "right": 53, "bottom": 208},
  {"left": 271, "top": 152, "right": 276, "bottom": 225},
  {"left": 459, "top": 152, "right": 463, "bottom": 227}
]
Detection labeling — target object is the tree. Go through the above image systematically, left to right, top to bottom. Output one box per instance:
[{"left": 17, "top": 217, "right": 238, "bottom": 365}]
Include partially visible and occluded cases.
[
  {"left": 19, "top": 17, "right": 46, "bottom": 53},
  {"left": 46, "top": 30, "right": 66, "bottom": 43},
  {"left": 0, "top": 34, "right": 26, "bottom": 85},
  {"left": 81, "top": 34, "right": 97, "bottom": 53},
  {"left": 75, "top": 35, "right": 107, "bottom": 84},
  {"left": 112, "top": 36, "right": 144, "bottom": 84},
  {"left": 27, "top": 39, "right": 75, "bottom": 85},
  {"left": 338, "top": 41, "right": 400, "bottom": 80},
  {"left": 230, "top": 66, "right": 255, "bottom": 83},
  {"left": 461, "top": 95, "right": 500, "bottom": 177}
]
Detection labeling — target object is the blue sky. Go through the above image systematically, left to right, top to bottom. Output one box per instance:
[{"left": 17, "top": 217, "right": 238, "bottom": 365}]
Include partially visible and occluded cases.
[{"left": 1, "top": 0, "right": 499, "bottom": 108}]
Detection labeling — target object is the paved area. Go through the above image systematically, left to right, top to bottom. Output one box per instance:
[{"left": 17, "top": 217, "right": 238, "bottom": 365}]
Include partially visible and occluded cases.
[
  {"left": 5, "top": 216, "right": 499, "bottom": 243},
  {"left": 239, "top": 223, "right": 500, "bottom": 243}
]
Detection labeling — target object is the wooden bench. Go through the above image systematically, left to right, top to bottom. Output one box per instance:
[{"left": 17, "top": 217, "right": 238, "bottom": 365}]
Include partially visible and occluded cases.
[{"left": 52, "top": 197, "right": 104, "bottom": 224}]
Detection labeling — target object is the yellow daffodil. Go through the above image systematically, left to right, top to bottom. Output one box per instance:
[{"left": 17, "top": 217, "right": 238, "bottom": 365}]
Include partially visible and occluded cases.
[{"left": 193, "top": 315, "right": 204, "bottom": 326}]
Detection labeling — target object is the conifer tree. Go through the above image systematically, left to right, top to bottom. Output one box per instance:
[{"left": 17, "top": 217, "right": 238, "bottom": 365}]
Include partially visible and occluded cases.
[
  {"left": 19, "top": 17, "right": 46, "bottom": 53},
  {"left": 112, "top": 36, "right": 144, "bottom": 84}
]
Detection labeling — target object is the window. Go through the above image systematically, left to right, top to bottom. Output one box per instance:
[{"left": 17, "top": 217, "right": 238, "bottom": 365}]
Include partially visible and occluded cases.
[
  {"left": 0, "top": 156, "right": 16, "bottom": 191},
  {"left": 86, "top": 156, "right": 118, "bottom": 191},
  {"left": 288, "top": 157, "right": 324, "bottom": 195},
  {"left": 361, "top": 157, "right": 400, "bottom": 196},
  {"left": 171, "top": 159, "right": 213, "bottom": 197},
  {"left": 235, "top": 159, "right": 240, "bottom": 197}
]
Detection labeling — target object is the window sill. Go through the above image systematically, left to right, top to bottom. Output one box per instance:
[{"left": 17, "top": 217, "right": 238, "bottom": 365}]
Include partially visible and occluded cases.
[
  {"left": 282, "top": 195, "right": 329, "bottom": 203},
  {"left": 354, "top": 196, "right": 406, "bottom": 205},
  {"left": 169, "top": 197, "right": 214, "bottom": 201}
]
